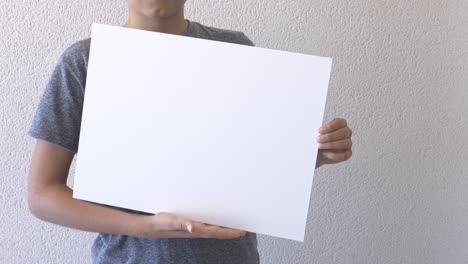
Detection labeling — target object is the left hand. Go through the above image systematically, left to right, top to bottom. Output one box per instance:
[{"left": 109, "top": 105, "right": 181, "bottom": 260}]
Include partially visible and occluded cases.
[{"left": 315, "top": 118, "right": 353, "bottom": 168}]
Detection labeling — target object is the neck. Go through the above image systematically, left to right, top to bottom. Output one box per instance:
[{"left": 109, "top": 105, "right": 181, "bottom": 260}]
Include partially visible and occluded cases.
[{"left": 123, "top": 10, "right": 188, "bottom": 35}]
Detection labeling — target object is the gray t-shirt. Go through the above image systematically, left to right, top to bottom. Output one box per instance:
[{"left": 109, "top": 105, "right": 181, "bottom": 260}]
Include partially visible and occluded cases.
[{"left": 28, "top": 20, "right": 259, "bottom": 264}]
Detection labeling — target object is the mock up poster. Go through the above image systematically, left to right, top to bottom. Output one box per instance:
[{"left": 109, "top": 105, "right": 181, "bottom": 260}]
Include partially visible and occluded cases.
[{"left": 73, "top": 23, "right": 332, "bottom": 241}]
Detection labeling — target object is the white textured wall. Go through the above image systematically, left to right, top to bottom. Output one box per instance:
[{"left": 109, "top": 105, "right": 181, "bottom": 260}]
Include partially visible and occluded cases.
[{"left": 1, "top": 0, "right": 467, "bottom": 263}]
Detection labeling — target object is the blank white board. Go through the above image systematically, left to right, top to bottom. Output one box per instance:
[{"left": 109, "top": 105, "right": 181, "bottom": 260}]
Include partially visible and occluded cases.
[{"left": 73, "top": 23, "right": 332, "bottom": 241}]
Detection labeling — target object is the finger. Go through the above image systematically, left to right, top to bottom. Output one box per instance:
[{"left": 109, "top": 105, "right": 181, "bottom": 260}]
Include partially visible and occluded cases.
[
  {"left": 319, "top": 118, "right": 348, "bottom": 134},
  {"left": 317, "top": 127, "right": 352, "bottom": 143},
  {"left": 318, "top": 138, "right": 352, "bottom": 150},
  {"left": 321, "top": 149, "right": 352, "bottom": 162},
  {"left": 204, "top": 223, "right": 245, "bottom": 233},
  {"left": 195, "top": 224, "right": 246, "bottom": 239},
  {"left": 199, "top": 224, "right": 244, "bottom": 237},
  {"left": 153, "top": 227, "right": 246, "bottom": 240},
  {"left": 205, "top": 227, "right": 246, "bottom": 239},
  {"left": 154, "top": 230, "right": 199, "bottom": 239}
]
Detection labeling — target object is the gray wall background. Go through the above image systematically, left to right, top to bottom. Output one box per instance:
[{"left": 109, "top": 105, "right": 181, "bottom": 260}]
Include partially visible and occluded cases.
[{"left": 1, "top": 0, "right": 467, "bottom": 263}]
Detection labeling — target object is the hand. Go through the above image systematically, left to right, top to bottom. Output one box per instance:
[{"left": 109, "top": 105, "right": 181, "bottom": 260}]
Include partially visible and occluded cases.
[
  {"left": 316, "top": 117, "right": 353, "bottom": 168},
  {"left": 137, "top": 212, "right": 247, "bottom": 239}
]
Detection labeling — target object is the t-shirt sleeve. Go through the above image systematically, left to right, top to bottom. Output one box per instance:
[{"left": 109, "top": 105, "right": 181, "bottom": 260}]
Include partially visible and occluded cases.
[
  {"left": 208, "top": 26, "right": 256, "bottom": 47},
  {"left": 239, "top": 32, "right": 255, "bottom": 47},
  {"left": 27, "top": 46, "right": 86, "bottom": 154}
]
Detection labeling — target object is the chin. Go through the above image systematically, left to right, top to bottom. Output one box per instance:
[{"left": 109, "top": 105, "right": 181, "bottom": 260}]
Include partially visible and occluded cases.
[
  {"left": 139, "top": 0, "right": 185, "bottom": 18},
  {"left": 145, "top": 7, "right": 178, "bottom": 18}
]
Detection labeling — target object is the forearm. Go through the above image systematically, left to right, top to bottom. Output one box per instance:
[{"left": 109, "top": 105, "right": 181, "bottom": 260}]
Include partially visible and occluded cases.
[
  {"left": 27, "top": 140, "right": 240, "bottom": 240},
  {"left": 29, "top": 183, "right": 149, "bottom": 237}
]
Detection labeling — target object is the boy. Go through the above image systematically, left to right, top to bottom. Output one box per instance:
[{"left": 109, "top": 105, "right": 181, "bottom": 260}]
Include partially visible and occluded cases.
[{"left": 27, "top": 0, "right": 353, "bottom": 263}]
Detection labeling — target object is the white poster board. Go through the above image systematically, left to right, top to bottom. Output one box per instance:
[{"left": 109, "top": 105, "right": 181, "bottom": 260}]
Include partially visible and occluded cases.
[{"left": 73, "top": 23, "right": 332, "bottom": 241}]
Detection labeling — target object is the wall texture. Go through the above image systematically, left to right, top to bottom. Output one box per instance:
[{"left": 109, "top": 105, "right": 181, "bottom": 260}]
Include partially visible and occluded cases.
[{"left": 1, "top": 0, "right": 467, "bottom": 263}]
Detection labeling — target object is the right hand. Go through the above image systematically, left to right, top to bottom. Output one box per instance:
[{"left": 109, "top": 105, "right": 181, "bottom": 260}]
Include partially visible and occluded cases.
[
  {"left": 28, "top": 140, "right": 245, "bottom": 240},
  {"left": 136, "top": 212, "right": 247, "bottom": 239}
]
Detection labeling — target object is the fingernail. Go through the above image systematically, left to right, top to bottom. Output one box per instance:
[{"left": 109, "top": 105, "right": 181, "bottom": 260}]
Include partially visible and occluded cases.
[{"left": 187, "top": 223, "right": 193, "bottom": 233}]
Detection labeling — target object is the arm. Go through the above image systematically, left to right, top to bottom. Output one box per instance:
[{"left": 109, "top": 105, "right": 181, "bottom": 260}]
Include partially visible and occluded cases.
[{"left": 28, "top": 139, "right": 245, "bottom": 239}]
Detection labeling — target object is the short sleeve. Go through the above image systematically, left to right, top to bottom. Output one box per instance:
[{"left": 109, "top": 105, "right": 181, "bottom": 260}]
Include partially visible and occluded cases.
[
  {"left": 227, "top": 31, "right": 255, "bottom": 47},
  {"left": 240, "top": 32, "right": 255, "bottom": 47},
  {"left": 28, "top": 44, "right": 88, "bottom": 154}
]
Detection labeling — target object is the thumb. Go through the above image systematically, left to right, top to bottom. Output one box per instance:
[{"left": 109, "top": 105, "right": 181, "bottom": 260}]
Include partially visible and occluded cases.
[
  {"left": 154, "top": 212, "right": 194, "bottom": 232},
  {"left": 174, "top": 218, "right": 193, "bottom": 233},
  {"left": 185, "top": 222, "right": 193, "bottom": 233}
]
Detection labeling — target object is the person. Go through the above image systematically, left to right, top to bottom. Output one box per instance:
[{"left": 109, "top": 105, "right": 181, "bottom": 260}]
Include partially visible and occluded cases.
[{"left": 27, "top": 0, "right": 353, "bottom": 263}]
